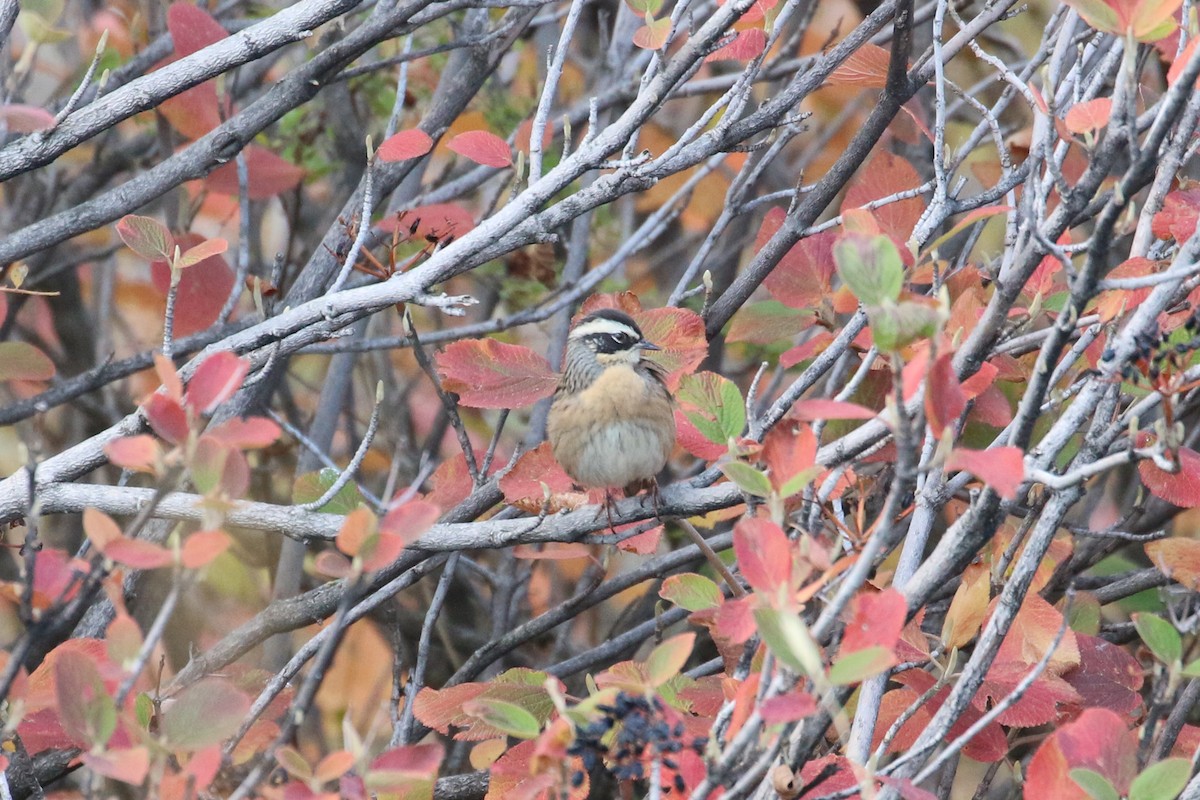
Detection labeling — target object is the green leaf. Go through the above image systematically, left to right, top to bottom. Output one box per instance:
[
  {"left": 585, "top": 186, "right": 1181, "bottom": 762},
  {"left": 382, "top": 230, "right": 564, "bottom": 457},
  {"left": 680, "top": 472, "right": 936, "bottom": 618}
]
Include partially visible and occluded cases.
[
  {"left": 624, "top": 0, "right": 663, "bottom": 13},
  {"left": 116, "top": 215, "right": 175, "bottom": 262},
  {"left": 833, "top": 234, "right": 903, "bottom": 305},
  {"left": 869, "top": 299, "right": 943, "bottom": 352},
  {"left": 0, "top": 342, "right": 55, "bottom": 381},
  {"left": 677, "top": 372, "right": 746, "bottom": 446},
  {"left": 721, "top": 461, "right": 774, "bottom": 498},
  {"left": 778, "top": 466, "right": 825, "bottom": 501},
  {"left": 293, "top": 468, "right": 363, "bottom": 514},
  {"left": 660, "top": 573, "right": 723, "bottom": 612},
  {"left": 754, "top": 607, "right": 824, "bottom": 677},
  {"left": 1133, "top": 612, "right": 1182, "bottom": 666},
  {"left": 645, "top": 633, "right": 695, "bottom": 687},
  {"left": 828, "top": 646, "right": 894, "bottom": 686},
  {"left": 1182, "top": 658, "right": 1200, "bottom": 678},
  {"left": 162, "top": 678, "right": 250, "bottom": 751},
  {"left": 135, "top": 693, "right": 154, "bottom": 730},
  {"left": 461, "top": 697, "right": 541, "bottom": 740},
  {"left": 1130, "top": 758, "right": 1190, "bottom": 800},
  {"left": 1071, "top": 768, "right": 1121, "bottom": 800}
]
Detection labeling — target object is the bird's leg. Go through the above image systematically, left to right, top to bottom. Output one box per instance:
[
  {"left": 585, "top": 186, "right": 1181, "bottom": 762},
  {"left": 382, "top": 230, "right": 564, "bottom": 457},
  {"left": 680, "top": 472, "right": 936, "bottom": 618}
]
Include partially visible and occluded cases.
[
  {"left": 650, "top": 478, "right": 663, "bottom": 521},
  {"left": 605, "top": 489, "right": 617, "bottom": 533}
]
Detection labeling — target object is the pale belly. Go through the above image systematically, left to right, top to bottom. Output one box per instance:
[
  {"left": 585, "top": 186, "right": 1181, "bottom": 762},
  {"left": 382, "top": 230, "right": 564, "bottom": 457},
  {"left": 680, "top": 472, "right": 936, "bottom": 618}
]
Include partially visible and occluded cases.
[{"left": 565, "top": 419, "right": 673, "bottom": 488}]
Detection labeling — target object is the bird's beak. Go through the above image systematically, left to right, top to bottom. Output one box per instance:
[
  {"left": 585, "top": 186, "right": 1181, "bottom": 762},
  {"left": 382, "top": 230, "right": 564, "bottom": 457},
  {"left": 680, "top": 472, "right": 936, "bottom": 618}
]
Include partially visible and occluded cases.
[{"left": 639, "top": 341, "right": 661, "bottom": 351}]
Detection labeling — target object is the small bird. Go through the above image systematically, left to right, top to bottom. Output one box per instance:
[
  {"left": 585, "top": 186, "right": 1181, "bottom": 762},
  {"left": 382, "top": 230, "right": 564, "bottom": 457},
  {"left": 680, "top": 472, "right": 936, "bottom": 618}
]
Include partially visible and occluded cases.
[{"left": 547, "top": 309, "right": 676, "bottom": 524}]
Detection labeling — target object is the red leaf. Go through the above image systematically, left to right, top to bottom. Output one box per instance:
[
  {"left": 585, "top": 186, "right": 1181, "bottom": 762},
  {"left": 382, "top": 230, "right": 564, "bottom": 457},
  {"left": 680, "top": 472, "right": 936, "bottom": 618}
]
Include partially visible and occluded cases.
[
  {"left": 168, "top": 2, "right": 228, "bottom": 55},
  {"left": 156, "top": 4, "right": 228, "bottom": 139},
  {"left": 705, "top": 28, "right": 766, "bottom": 62},
  {"left": 1168, "top": 38, "right": 1200, "bottom": 88},
  {"left": 828, "top": 43, "right": 892, "bottom": 88},
  {"left": 1064, "top": 97, "right": 1112, "bottom": 135},
  {"left": 0, "top": 104, "right": 54, "bottom": 133},
  {"left": 378, "top": 128, "right": 434, "bottom": 161},
  {"left": 447, "top": 130, "right": 513, "bottom": 168},
  {"left": 204, "top": 146, "right": 305, "bottom": 199},
  {"left": 842, "top": 150, "right": 923, "bottom": 261},
  {"left": 1152, "top": 189, "right": 1200, "bottom": 242},
  {"left": 379, "top": 203, "right": 476, "bottom": 240},
  {"left": 759, "top": 211, "right": 837, "bottom": 310},
  {"left": 149, "top": 232, "right": 235, "bottom": 336},
  {"left": 633, "top": 307, "right": 707, "bottom": 388},
  {"left": 780, "top": 331, "right": 836, "bottom": 368},
  {"left": 436, "top": 339, "right": 556, "bottom": 408},
  {"left": 186, "top": 351, "right": 251, "bottom": 414},
  {"left": 155, "top": 352, "right": 184, "bottom": 402},
  {"left": 925, "top": 353, "right": 966, "bottom": 437},
  {"left": 960, "top": 361, "right": 998, "bottom": 399},
  {"left": 970, "top": 384, "right": 1013, "bottom": 428},
  {"left": 144, "top": 393, "right": 189, "bottom": 446},
  {"left": 789, "top": 398, "right": 876, "bottom": 421},
  {"left": 674, "top": 410, "right": 726, "bottom": 460},
  {"left": 205, "top": 416, "right": 281, "bottom": 449},
  {"left": 763, "top": 423, "right": 818, "bottom": 493},
  {"left": 104, "top": 435, "right": 161, "bottom": 472},
  {"left": 500, "top": 443, "right": 576, "bottom": 507},
  {"left": 946, "top": 446, "right": 1025, "bottom": 500},
  {"left": 1139, "top": 446, "right": 1200, "bottom": 507},
  {"left": 425, "top": 452, "right": 475, "bottom": 510},
  {"left": 379, "top": 499, "right": 442, "bottom": 546},
  {"left": 83, "top": 507, "right": 122, "bottom": 553},
  {"left": 336, "top": 507, "right": 376, "bottom": 558},
  {"left": 733, "top": 517, "right": 792, "bottom": 595},
  {"left": 617, "top": 526, "right": 662, "bottom": 554},
  {"left": 181, "top": 529, "right": 232, "bottom": 569},
  {"left": 360, "top": 532, "right": 408, "bottom": 573},
  {"left": 1145, "top": 537, "right": 1200, "bottom": 590},
  {"left": 106, "top": 538, "right": 174, "bottom": 570},
  {"left": 513, "top": 542, "right": 593, "bottom": 561},
  {"left": 841, "top": 588, "right": 906, "bottom": 654},
  {"left": 715, "top": 595, "right": 757, "bottom": 644},
  {"left": 1062, "top": 634, "right": 1143, "bottom": 714},
  {"left": 55, "top": 650, "right": 109, "bottom": 748},
  {"left": 759, "top": 690, "right": 818, "bottom": 723},
  {"left": 1026, "top": 708, "right": 1136, "bottom": 799},
  {"left": 369, "top": 743, "right": 444, "bottom": 790},
  {"left": 186, "top": 746, "right": 223, "bottom": 790},
  {"left": 82, "top": 747, "right": 150, "bottom": 785},
  {"left": 795, "top": 755, "right": 858, "bottom": 800}
]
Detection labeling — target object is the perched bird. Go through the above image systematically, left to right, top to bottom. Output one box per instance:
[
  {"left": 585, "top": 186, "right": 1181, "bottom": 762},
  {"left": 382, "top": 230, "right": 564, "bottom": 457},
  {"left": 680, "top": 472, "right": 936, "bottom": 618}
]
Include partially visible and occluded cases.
[{"left": 547, "top": 309, "right": 675, "bottom": 523}]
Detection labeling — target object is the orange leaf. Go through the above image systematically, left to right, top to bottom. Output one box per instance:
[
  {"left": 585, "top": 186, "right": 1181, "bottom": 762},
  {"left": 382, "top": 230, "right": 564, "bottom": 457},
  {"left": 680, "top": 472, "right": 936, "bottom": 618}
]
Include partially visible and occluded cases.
[
  {"left": 828, "top": 43, "right": 892, "bottom": 88},
  {"left": 1064, "top": 97, "right": 1112, "bottom": 135},
  {"left": 104, "top": 435, "right": 161, "bottom": 472},
  {"left": 379, "top": 499, "right": 441, "bottom": 546},
  {"left": 181, "top": 529, "right": 232, "bottom": 569},
  {"left": 1145, "top": 537, "right": 1200, "bottom": 590}
]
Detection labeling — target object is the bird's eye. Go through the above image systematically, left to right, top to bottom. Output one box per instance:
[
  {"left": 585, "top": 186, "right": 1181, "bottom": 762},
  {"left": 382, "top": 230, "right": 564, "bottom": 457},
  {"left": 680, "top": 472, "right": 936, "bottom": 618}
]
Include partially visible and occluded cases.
[{"left": 608, "top": 333, "right": 625, "bottom": 347}]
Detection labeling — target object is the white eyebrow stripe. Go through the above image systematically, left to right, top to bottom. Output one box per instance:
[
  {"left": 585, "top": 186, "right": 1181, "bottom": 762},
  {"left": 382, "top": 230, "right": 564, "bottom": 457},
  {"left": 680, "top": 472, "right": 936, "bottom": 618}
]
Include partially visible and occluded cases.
[{"left": 569, "top": 318, "right": 641, "bottom": 340}]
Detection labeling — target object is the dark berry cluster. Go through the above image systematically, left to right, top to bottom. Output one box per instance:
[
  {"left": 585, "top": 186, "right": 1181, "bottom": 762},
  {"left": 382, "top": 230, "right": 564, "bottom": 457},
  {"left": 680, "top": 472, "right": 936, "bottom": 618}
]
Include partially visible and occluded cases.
[
  {"left": 1107, "top": 313, "right": 1200, "bottom": 385},
  {"left": 567, "top": 691, "right": 708, "bottom": 793}
]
